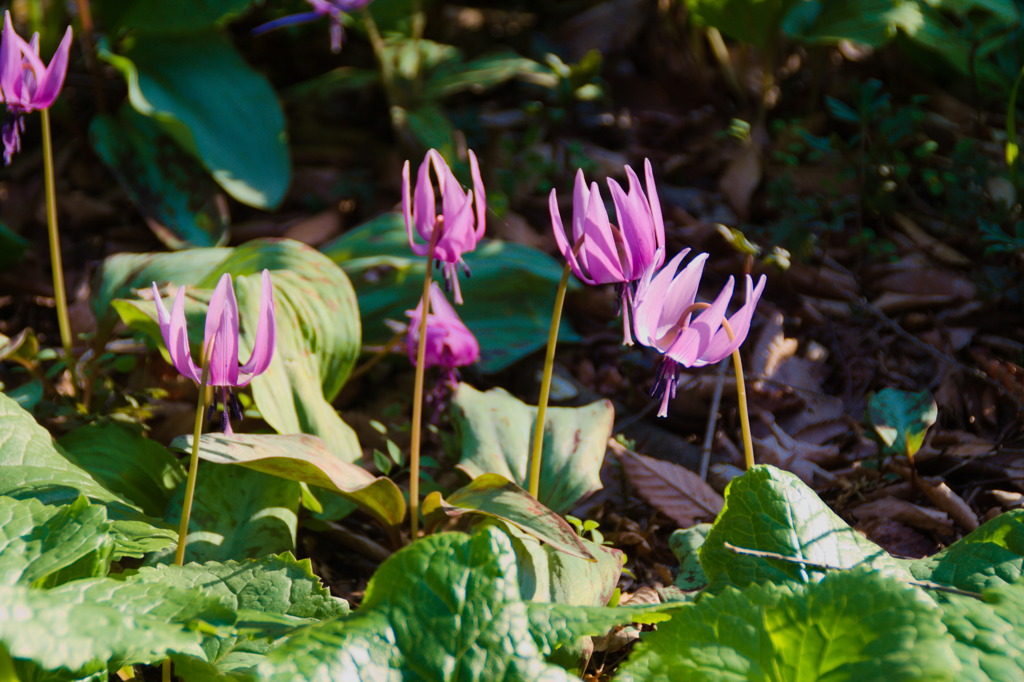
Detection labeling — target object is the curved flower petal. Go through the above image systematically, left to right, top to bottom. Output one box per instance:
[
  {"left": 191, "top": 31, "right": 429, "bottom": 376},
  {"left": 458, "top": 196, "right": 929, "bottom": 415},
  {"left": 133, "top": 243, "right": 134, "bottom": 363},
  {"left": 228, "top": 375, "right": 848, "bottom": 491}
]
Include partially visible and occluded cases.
[
  {"left": 0, "top": 13, "right": 21, "bottom": 104},
  {"left": 29, "top": 25, "right": 71, "bottom": 109},
  {"left": 469, "top": 149, "right": 486, "bottom": 240},
  {"left": 550, "top": 188, "right": 586, "bottom": 282},
  {"left": 238, "top": 269, "right": 277, "bottom": 385},
  {"left": 205, "top": 274, "right": 240, "bottom": 386},
  {"left": 695, "top": 274, "right": 767, "bottom": 366},
  {"left": 666, "top": 277, "right": 734, "bottom": 366},
  {"left": 152, "top": 282, "right": 201, "bottom": 383}
]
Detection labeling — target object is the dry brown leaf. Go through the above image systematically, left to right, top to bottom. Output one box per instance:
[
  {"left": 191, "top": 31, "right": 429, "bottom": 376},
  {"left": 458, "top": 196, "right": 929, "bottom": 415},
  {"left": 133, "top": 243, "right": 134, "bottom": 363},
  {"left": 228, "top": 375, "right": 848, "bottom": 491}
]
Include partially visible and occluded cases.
[
  {"left": 719, "top": 141, "right": 761, "bottom": 219},
  {"left": 283, "top": 208, "right": 340, "bottom": 246},
  {"left": 890, "top": 213, "right": 972, "bottom": 267},
  {"left": 787, "top": 264, "right": 859, "bottom": 300},
  {"left": 873, "top": 267, "right": 975, "bottom": 301},
  {"left": 871, "top": 291, "right": 964, "bottom": 313},
  {"left": 751, "top": 412, "right": 840, "bottom": 484},
  {"left": 610, "top": 439, "right": 724, "bottom": 527},
  {"left": 917, "top": 476, "right": 979, "bottom": 532},
  {"left": 989, "top": 490, "right": 1024, "bottom": 510},
  {"left": 849, "top": 496, "right": 954, "bottom": 534},
  {"left": 857, "top": 516, "right": 937, "bottom": 558},
  {"left": 619, "top": 586, "right": 662, "bottom": 606}
]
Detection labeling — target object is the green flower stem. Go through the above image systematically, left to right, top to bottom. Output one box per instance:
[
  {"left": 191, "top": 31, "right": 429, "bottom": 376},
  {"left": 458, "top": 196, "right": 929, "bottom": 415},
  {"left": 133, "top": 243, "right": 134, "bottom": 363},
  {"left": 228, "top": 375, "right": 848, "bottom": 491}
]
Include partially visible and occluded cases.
[
  {"left": 41, "top": 109, "right": 75, "bottom": 393},
  {"left": 408, "top": 227, "right": 443, "bottom": 540},
  {"left": 528, "top": 262, "right": 572, "bottom": 498},
  {"left": 174, "top": 359, "right": 212, "bottom": 566},
  {"left": 0, "top": 645, "right": 18, "bottom": 682}
]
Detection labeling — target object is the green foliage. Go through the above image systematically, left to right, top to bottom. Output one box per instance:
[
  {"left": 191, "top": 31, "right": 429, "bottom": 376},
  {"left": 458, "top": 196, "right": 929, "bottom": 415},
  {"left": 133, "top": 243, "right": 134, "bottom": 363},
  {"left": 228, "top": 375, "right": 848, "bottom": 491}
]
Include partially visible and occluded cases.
[
  {"left": 95, "top": 0, "right": 258, "bottom": 33},
  {"left": 687, "top": 0, "right": 799, "bottom": 49},
  {"left": 100, "top": 31, "right": 290, "bottom": 210},
  {"left": 90, "top": 106, "right": 230, "bottom": 249},
  {"left": 321, "top": 213, "right": 580, "bottom": 373},
  {"left": 105, "top": 239, "right": 363, "bottom": 461},
  {"left": 450, "top": 383, "right": 611, "bottom": 514},
  {"left": 867, "top": 388, "right": 938, "bottom": 459},
  {"left": 172, "top": 432, "right": 406, "bottom": 539},
  {"left": 157, "top": 464, "right": 299, "bottom": 564},
  {"left": 699, "top": 466, "right": 910, "bottom": 590},
  {"left": 423, "top": 473, "right": 595, "bottom": 561},
  {"left": 910, "top": 510, "right": 1024, "bottom": 592},
  {"left": 670, "top": 523, "right": 712, "bottom": 591},
  {"left": 255, "top": 528, "right": 658, "bottom": 681},
  {"left": 618, "top": 567, "right": 961, "bottom": 681}
]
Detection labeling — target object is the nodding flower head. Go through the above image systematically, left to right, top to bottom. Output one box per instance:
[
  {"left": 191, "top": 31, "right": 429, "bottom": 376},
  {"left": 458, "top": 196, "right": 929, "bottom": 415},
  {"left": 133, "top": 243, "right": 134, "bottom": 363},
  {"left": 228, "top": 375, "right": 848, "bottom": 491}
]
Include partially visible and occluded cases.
[
  {"left": 252, "top": 0, "right": 374, "bottom": 54},
  {"left": 0, "top": 11, "right": 72, "bottom": 164},
  {"left": 402, "top": 149, "right": 486, "bottom": 304},
  {"left": 550, "top": 159, "right": 665, "bottom": 344},
  {"left": 631, "top": 249, "right": 766, "bottom": 417},
  {"left": 151, "top": 270, "right": 277, "bottom": 433},
  {"left": 406, "top": 282, "right": 479, "bottom": 373}
]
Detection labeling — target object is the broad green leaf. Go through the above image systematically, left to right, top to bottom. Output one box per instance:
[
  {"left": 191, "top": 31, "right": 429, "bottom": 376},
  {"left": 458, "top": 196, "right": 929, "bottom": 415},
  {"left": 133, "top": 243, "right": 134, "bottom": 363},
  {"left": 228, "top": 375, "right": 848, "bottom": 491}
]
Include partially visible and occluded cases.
[
  {"left": 95, "top": 0, "right": 258, "bottom": 33},
  {"left": 687, "top": 0, "right": 800, "bottom": 49},
  {"left": 782, "top": 0, "right": 925, "bottom": 47},
  {"left": 101, "top": 31, "right": 289, "bottom": 209},
  {"left": 425, "top": 49, "right": 549, "bottom": 99},
  {"left": 404, "top": 104, "right": 457, "bottom": 159},
  {"left": 90, "top": 106, "right": 229, "bottom": 249},
  {"left": 321, "top": 212, "right": 581, "bottom": 373},
  {"left": 110, "top": 239, "right": 363, "bottom": 461},
  {"left": 451, "top": 384, "right": 610, "bottom": 514},
  {"left": 867, "top": 388, "right": 938, "bottom": 459},
  {"left": 0, "top": 392, "right": 134, "bottom": 512},
  {"left": 60, "top": 422, "right": 186, "bottom": 518},
  {"left": 172, "top": 432, "right": 405, "bottom": 537},
  {"left": 158, "top": 464, "right": 299, "bottom": 564},
  {"left": 699, "top": 465, "right": 909, "bottom": 590},
  {"left": 423, "top": 474, "right": 594, "bottom": 561},
  {"left": 0, "top": 496, "right": 112, "bottom": 587},
  {"left": 910, "top": 510, "right": 1024, "bottom": 592},
  {"left": 108, "top": 517, "right": 177, "bottom": 560},
  {"left": 482, "top": 518, "right": 622, "bottom": 606},
  {"left": 670, "top": 523, "right": 712, "bottom": 591},
  {"left": 257, "top": 528, "right": 648, "bottom": 681},
  {"left": 126, "top": 554, "right": 347, "bottom": 671},
  {"left": 619, "top": 567, "right": 960, "bottom": 681},
  {"left": 0, "top": 581, "right": 206, "bottom": 678},
  {"left": 943, "top": 581, "right": 1024, "bottom": 681}
]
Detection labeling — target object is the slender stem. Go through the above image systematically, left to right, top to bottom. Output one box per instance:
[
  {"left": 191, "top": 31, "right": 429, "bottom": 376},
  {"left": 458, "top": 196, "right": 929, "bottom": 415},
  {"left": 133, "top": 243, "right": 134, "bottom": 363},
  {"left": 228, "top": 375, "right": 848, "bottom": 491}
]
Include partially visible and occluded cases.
[
  {"left": 41, "top": 109, "right": 75, "bottom": 394},
  {"left": 408, "top": 228, "right": 442, "bottom": 540},
  {"left": 528, "top": 263, "right": 572, "bottom": 498},
  {"left": 347, "top": 329, "right": 405, "bottom": 383},
  {"left": 174, "top": 359, "right": 212, "bottom": 566},
  {"left": 0, "top": 645, "right": 19, "bottom": 682},
  {"left": 161, "top": 659, "right": 171, "bottom": 682}
]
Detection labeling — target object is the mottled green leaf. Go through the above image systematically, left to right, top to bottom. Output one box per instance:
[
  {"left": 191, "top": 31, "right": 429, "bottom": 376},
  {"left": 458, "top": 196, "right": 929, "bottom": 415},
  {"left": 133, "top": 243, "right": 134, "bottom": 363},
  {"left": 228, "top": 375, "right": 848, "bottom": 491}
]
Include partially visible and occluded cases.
[
  {"left": 96, "top": 0, "right": 258, "bottom": 33},
  {"left": 101, "top": 31, "right": 289, "bottom": 209},
  {"left": 90, "top": 106, "right": 229, "bottom": 249},
  {"left": 322, "top": 212, "right": 580, "bottom": 373},
  {"left": 451, "top": 384, "right": 610, "bottom": 514},
  {"left": 867, "top": 388, "right": 938, "bottom": 459},
  {"left": 60, "top": 422, "right": 186, "bottom": 519},
  {"left": 172, "top": 432, "right": 405, "bottom": 536},
  {"left": 158, "top": 464, "right": 299, "bottom": 564},
  {"left": 699, "top": 465, "right": 909, "bottom": 590},
  {"left": 423, "top": 474, "right": 594, "bottom": 561},
  {"left": 910, "top": 510, "right": 1024, "bottom": 592},
  {"left": 670, "top": 523, "right": 712, "bottom": 591},
  {"left": 943, "top": 581, "right": 1024, "bottom": 681}
]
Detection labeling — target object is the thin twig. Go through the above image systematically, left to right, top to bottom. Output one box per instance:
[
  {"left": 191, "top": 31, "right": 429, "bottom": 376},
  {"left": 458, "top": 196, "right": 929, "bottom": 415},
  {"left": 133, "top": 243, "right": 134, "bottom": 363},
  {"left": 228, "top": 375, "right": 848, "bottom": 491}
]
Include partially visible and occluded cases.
[{"left": 700, "top": 362, "right": 727, "bottom": 481}]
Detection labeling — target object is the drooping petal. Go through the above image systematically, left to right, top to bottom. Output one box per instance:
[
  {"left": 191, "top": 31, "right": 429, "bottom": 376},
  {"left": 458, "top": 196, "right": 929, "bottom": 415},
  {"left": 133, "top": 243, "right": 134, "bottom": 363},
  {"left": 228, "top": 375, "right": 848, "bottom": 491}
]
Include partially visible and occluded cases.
[
  {"left": 251, "top": 10, "right": 326, "bottom": 36},
  {"left": 0, "top": 13, "right": 23, "bottom": 104},
  {"left": 28, "top": 25, "right": 71, "bottom": 109},
  {"left": 468, "top": 149, "right": 486, "bottom": 240},
  {"left": 414, "top": 152, "right": 437, "bottom": 244},
  {"left": 644, "top": 159, "right": 666, "bottom": 264},
  {"left": 402, "top": 160, "right": 428, "bottom": 256},
  {"left": 576, "top": 182, "right": 624, "bottom": 283},
  {"left": 550, "top": 188, "right": 585, "bottom": 281},
  {"left": 631, "top": 249, "right": 697, "bottom": 349},
  {"left": 655, "top": 253, "right": 708, "bottom": 340},
  {"left": 238, "top": 269, "right": 277, "bottom": 385},
  {"left": 205, "top": 274, "right": 240, "bottom": 386},
  {"left": 695, "top": 274, "right": 767, "bottom": 366},
  {"left": 665, "top": 277, "right": 734, "bottom": 366},
  {"left": 152, "top": 282, "right": 202, "bottom": 383}
]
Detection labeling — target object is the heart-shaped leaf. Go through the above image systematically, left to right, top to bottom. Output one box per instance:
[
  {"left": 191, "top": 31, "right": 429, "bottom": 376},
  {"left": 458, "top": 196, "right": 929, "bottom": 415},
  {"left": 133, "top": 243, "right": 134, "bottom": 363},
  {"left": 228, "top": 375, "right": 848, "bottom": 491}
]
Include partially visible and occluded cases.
[
  {"left": 451, "top": 383, "right": 610, "bottom": 513},
  {"left": 868, "top": 388, "right": 938, "bottom": 460},
  {"left": 172, "top": 432, "right": 405, "bottom": 538}
]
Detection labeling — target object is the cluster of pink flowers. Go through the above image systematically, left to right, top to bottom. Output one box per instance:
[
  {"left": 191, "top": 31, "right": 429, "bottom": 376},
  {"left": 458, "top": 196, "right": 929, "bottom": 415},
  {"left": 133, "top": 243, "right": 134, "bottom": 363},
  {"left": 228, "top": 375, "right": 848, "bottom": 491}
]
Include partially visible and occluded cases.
[
  {"left": 0, "top": 11, "right": 72, "bottom": 164},
  {"left": 550, "top": 160, "right": 766, "bottom": 417}
]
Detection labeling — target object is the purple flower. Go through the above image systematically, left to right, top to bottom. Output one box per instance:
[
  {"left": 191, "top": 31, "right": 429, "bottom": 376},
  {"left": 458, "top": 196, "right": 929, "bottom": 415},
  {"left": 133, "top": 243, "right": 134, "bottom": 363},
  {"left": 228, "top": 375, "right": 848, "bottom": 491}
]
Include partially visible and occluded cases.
[
  {"left": 252, "top": 0, "right": 373, "bottom": 53},
  {"left": 0, "top": 11, "right": 72, "bottom": 164},
  {"left": 402, "top": 149, "right": 486, "bottom": 304},
  {"left": 550, "top": 159, "right": 665, "bottom": 344},
  {"left": 632, "top": 249, "right": 766, "bottom": 417},
  {"left": 152, "top": 270, "right": 277, "bottom": 433},
  {"left": 406, "top": 282, "right": 479, "bottom": 372}
]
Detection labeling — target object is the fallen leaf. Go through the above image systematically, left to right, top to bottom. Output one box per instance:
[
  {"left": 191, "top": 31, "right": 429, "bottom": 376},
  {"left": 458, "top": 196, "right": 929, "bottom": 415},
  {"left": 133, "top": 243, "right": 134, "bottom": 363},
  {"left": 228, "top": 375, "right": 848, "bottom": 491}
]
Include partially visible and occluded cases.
[
  {"left": 719, "top": 141, "right": 761, "bottom": 219},
  {"left": 891, "top": 213, "right": 972, "bottom": 267},
  {"left": 609, "top": 439, "right": 723, "bottom": 527},
  {"left": 916, "top": 476, "right": 979, "bottom": 532},
  {"left": 849, "top": 496, "right": 954, "bottom": 534}
]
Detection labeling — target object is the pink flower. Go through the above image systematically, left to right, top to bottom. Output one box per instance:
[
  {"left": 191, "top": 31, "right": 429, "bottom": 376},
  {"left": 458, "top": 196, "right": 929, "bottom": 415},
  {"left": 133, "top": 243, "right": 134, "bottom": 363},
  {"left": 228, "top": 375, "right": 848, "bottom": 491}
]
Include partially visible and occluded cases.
[
  {"left": 253, "top": 0, "right": 373, "bottom": 53},
  {"left": 0, "top": 11, "right": 72, "bottom": 164},
  {"left": 402, "top": 149, "right": 486, "bottom": 304},
  {"left": 550, "top": 159, "right": 665, "bottom": 343},
  {"left": 632, "top": 249, "right": 766, "bottom": 417},
  {"left": 152, "top": 271, "right": 276, "bottom": 432},
  {"left": 406, "top": 282, "right": 479, "bottom": 372}
]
